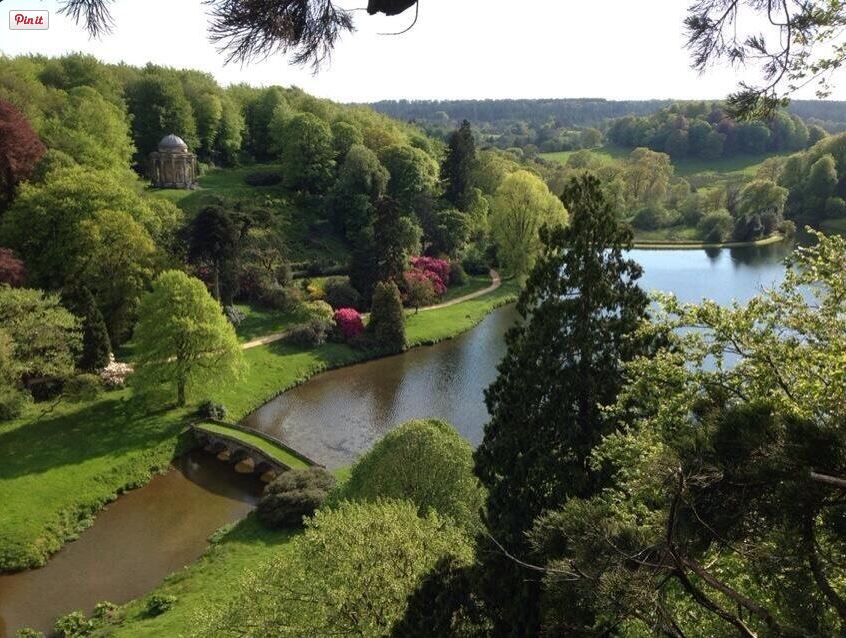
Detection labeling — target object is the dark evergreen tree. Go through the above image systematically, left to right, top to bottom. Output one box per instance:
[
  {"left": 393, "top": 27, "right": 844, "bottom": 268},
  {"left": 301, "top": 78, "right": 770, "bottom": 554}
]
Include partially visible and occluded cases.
[
  {"left": 441, "top": 120, "right": 476, "bottom": 211},
  {"left": 473, "top": 174, "right": 652, "bottom": 637},
  {"left": 373, "top": 197, "right": 407, "bottom": 287},
  {"left": 186, "top": 203, "right": 239, "bottom": 302},
  {"left": 348, "top": 226, "right": 378, "bottom": 305},
  {"left": 368, "top": 280, "right": 405, "bottom": 353},
  {"left": 64, "top": 285, "right": 111, "bottom": 371},
  {"left": 389, "top": 557, "right": 489, "bottom": 638}
]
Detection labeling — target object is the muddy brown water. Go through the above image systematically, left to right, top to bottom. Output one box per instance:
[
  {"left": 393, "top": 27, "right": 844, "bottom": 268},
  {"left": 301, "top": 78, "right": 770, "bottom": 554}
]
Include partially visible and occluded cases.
[
  {"left": 0, "top": 243, "right": 794, "bottom": 636},
  {"left": 0, "top": 452, "right": 262, "bottom": 637}
]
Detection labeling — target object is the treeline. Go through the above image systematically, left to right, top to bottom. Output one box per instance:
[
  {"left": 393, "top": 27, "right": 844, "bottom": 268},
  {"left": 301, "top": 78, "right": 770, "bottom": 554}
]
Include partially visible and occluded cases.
[
  {"left": 0, "top": 54, "right": 429, "bottom": 171},
  {"left": 369, "top": 98, "right": 671, "bottom": 126},
  {"left": 369, "top": 98, "right": 671, "bottom": 153},
  {"left": 789, "top": 99, "right": 846, "bottom": 132},
  {"left": 608, "top": 101, "right": 820, "bottom": 160}
]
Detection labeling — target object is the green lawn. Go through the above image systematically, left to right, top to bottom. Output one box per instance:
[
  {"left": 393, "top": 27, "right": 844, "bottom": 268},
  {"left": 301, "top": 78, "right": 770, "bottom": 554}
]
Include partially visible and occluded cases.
[
  {"left": 540, "top": 145, "right": 629, "bottom": 166},
  {"left": 540, "top": 146, "right": 781, "bottom": 189},
  {"left": 671, "top": 152, "right": 778, "bottom": 177},
  {"left": 633, "top": 225, "right": 701, "bottom": 242},
  {"left": 438, "top": 275, "right": 492, "bottom": 304},
  {"left": 0, "top": 281, "right": 518, "bottom": 572},
  {"left": 233, "top": 304, "right": 301, "bottom": 343},
  {"left": 195, "top": 421, "right": 310, "bottom": 469}
]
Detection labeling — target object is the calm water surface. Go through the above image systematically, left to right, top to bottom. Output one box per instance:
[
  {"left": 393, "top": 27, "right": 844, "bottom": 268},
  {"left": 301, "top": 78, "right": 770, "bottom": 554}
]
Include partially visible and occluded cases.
[
  {"left": 243, "top": 241, "right": 794, "bottom": 468},
  {"left": 0, "top": 242, "right": 794, "bottom": 636},
  {"left": 0, "top": 452, "right": 262, "bottom": 637}
]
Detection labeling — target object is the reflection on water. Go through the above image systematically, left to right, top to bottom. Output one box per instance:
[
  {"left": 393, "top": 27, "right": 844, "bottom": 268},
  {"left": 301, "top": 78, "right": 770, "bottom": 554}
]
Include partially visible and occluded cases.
[
  {"left": 244, "top": 242, "right": 794, "bottom": 469},
  {"left": 244, "top": 307, "right": 519, "bottom": 468},
  {"left": 0, "top": 452, "right": 262, "bottom": 637}
]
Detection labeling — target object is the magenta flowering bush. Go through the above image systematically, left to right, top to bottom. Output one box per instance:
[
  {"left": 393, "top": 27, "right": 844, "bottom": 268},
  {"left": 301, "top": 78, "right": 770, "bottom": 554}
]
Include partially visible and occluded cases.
[
  {"left": 406, "top": 256, "right": 451, "bottom": 297},
  {"left": 410, "top": 256, "right": 450, "bottom": 284},
  {"left": 333, "top": 307, "right": 364, "bottom": 341}
]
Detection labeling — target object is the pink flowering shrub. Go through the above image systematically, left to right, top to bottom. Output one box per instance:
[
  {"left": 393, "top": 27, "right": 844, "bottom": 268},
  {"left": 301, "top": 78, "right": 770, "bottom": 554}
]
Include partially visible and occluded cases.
[
  {"left": 0, "top": 248, "right": 25, "bottom": 286},
  {"left": 410, "top": 256, "right": 450, "bottom": 284},
  {"left": 406, "top": 257, "right": 451, "bottom": 297},
  {"left": 333, "top": 307, "right": 364, "bottom": 341}
]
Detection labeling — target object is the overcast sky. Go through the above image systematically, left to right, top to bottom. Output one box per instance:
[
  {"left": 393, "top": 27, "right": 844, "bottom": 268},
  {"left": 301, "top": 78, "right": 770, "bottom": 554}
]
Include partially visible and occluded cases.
[{"left": 2, "top": 0, "right": 843, "bottom": 102}]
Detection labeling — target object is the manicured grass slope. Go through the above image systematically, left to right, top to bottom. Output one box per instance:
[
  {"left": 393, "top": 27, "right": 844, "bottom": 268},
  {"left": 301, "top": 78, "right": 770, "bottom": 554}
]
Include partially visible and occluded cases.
[
  {"left": 0, "top": 279, "right": 517, "bottom": 571},
  {"left": 0, "top": 394, "right": 190, "bottom": 570}
]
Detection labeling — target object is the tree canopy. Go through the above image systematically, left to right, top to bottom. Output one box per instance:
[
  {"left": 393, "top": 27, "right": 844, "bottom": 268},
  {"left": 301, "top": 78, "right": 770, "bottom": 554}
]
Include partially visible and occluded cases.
[{"left": 132, "top": 271, "right": 245, "bottom": 406}]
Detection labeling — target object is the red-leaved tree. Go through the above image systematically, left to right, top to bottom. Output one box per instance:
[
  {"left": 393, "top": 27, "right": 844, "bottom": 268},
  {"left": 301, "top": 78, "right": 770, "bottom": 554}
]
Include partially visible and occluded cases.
[
  {"left": 0, "top": 98, "right": 46, "bottom": 211},
  {"left": 0, "top": 248, "right": 25, "bottom": 286}
]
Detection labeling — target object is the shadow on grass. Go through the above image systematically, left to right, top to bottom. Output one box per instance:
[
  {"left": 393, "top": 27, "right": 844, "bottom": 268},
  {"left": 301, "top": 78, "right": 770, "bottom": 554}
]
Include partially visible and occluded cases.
[{"left": 0, "top": 395, "right": 187, "bottom": 482}]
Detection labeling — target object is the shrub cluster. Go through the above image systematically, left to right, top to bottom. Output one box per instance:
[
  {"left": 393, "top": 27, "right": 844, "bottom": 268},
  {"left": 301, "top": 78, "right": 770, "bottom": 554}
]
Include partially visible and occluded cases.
[
  {"left": 408, "top": 256, "right": 450, "bottom": 295},
  {"left": 403, "top": 270, "right": 437, "bottom": 310},
  {"left": 323, "top": 277, "right": 361, "bottom": 310},
  {"left": 260, "top": 284, "right": 302, "bottom": 312},
  {"left": 223, "top": 305, "right": 246, "bottom": 326},
  {"left": 333, "top": 307, "right": 364, "bottom": 341},
  {"left": 286, "top": 319, "right": 333, "bottom": 347},
  {"left": 98, "top": 354, "right": 133, "bottom": 389},
  {"left": 197, "top": 399, "right": 227, "bottom": 420},
  {"left": 257, "top": 467, "right": 336, "bottom": 529},
  {"left": 145, "top": 593, "right": 177, "bottom": 617},
  {"left": 54, "top": 611, "right": 92, "bottom": 637}
]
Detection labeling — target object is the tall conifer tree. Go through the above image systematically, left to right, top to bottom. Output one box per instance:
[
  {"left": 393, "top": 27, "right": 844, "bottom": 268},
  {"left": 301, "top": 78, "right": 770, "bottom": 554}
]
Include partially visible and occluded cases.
[
  {"left": 442, "top": 120, "right": 476, "bottom": 211},
  {"left": 473, "top": 174, "right": 652, "bottom": 636}
]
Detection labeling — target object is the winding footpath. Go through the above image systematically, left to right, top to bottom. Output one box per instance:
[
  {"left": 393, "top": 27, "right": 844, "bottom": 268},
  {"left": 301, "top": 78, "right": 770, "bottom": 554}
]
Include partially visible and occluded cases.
[{"left": 240, "top": 270, "right": 502, "bottom": 350}]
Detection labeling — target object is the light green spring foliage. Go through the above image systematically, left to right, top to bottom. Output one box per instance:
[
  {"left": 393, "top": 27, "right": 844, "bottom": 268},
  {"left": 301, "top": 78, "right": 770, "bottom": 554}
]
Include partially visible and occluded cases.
[
  {"left": 279, "top": 112, "right": 336, "bottom": 193},
  {"left": 378, "top": 144, "right": 440, "bottom": 211},
  {"left": 1, "top": 166, "right": 180, "bottom": 290},
  {"left": 490, "top": 169, "right": 568, "bottom": 279},
  {"left": 735, "top": 178, "right": 788, "bottom": 218},
  {"left": 534, "top": 230, "right": 846, "bottom": 635},
  {"left": 132, "top": 271, "right": 245, "bottom": 405},
  {"left": 0, "top": 286, "right": 80, "bottom": 385},
  {"left": 338, "top": 419, "right": 486, "bottom": 532},
  {"left": 193, "top": 499, "right": 472, "bottom": 638}
]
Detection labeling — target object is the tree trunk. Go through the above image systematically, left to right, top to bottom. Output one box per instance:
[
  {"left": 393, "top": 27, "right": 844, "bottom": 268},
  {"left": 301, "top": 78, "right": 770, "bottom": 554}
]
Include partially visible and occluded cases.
[
  {"left": 213, "top": 260, "right": 221, "bottom": 301},
  {"left": 177, "top": 378, "right": 186, "bottom": 407}
]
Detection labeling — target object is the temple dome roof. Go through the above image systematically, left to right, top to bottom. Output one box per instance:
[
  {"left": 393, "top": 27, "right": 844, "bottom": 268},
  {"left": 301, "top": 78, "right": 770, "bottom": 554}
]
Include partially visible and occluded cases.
[{"left": 158, "top": 134, "right": 189, "bottom": 152}]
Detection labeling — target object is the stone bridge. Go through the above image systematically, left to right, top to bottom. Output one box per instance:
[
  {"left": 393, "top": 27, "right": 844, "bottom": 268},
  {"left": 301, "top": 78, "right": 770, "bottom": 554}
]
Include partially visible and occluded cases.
[{"left": 191, "top": 421, "right": 320, "bottom": 483}]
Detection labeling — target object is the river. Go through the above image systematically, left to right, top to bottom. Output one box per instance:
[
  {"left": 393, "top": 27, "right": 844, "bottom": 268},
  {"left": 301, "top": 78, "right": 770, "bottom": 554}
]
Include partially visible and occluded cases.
[{"left": 0, "top": 241, "right": 794, "bottom": 636}]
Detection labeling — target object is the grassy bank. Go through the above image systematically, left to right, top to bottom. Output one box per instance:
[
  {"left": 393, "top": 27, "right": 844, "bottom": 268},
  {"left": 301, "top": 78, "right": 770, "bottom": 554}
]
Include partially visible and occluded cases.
[
  {"left": 632, "top": 230, "right": 786, "bottom": 249},
  {"left": 0, "top": 279, "right": 517, "bottom": 572},
  {"left": 218, "top": 279, "right": 519, "bottom": 420},
  {"left": 0, "top": 396, "right": 191, "bottom": 571},
  {"left": 91, "top": 516, "right": 299, "bottom": 638}
]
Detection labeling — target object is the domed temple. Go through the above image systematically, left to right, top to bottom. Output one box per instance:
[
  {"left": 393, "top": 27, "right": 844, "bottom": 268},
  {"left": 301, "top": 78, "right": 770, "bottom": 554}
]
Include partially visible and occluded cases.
[{"left": 148, "top": 134, "right": 197, "bottom": 189}]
